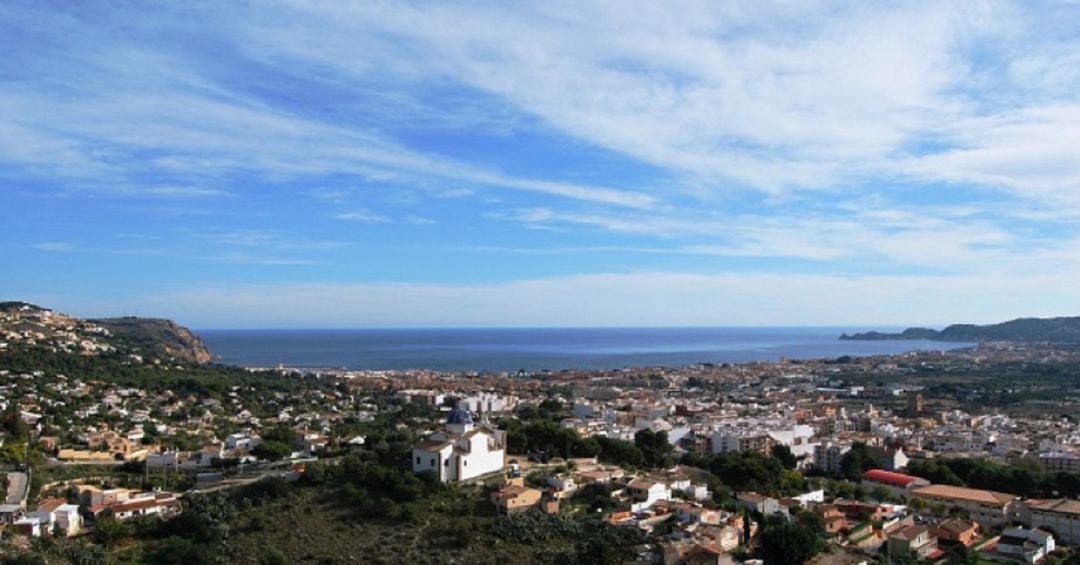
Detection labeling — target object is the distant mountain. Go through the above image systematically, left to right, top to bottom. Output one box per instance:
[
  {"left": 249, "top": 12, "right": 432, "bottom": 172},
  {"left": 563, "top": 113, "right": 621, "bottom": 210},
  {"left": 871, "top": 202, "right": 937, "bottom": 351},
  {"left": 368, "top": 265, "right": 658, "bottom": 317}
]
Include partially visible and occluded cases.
[
  {"left": 0, "top": 301, "right": 213, "bottom": 363},
  {"left": 840, "top": 316, "right": 1080, "bottom": 344}
]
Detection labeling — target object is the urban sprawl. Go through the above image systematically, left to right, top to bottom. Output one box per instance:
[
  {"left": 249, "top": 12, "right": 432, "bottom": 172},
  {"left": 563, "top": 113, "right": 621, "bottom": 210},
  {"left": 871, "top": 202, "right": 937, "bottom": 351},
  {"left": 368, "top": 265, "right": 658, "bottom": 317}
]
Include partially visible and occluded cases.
[{"left": 2, "top": 303, "right": 1080, "bottom": 564}]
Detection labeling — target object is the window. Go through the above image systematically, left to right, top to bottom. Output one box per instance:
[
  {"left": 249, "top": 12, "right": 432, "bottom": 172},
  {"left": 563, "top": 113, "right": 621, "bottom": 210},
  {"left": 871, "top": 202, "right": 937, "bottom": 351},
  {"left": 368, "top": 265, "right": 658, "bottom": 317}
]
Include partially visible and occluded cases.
[
  {"left": 416, "top": 456, "right": 420, "bottom": 465},
  {"left": 430, "top": 458, "right": 435, "bottom": 466},
  {"left": 464, "top": 460, "right": 468, "bottom": 466}
]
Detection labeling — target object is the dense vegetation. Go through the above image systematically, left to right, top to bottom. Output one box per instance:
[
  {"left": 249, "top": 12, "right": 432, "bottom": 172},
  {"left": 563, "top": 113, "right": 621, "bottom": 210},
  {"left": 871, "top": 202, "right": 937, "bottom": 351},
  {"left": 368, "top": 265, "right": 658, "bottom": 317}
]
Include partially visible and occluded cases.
[
  {"left": 0, "top": 346, "right": 320, "bottom": 398},
  {"left": 501, "top": 408, "right": 673, "bottom": 469},
  {"left": 681, "top": 451, "right": 807, "bottom": 497},
  {"left": 907, "top": 457, "right": 1080, "bottom": 499}
]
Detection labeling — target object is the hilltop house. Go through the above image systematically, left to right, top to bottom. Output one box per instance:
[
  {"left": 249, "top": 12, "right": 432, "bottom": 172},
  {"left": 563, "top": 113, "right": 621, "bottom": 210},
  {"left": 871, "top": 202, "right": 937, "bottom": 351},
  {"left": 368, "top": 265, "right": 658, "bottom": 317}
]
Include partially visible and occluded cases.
[
  {"left": 412, "top": 407, "right": 505, "bottom": 482},
  {"left": 28, "top": 498, "right": 81, "bottom": 537}
]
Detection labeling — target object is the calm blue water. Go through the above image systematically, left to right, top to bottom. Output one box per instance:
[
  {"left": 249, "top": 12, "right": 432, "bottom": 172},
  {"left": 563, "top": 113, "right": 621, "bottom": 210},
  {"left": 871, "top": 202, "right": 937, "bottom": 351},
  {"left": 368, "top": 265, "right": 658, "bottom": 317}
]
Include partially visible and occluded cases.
[{"left": 197, "top": 327, "right": 968, "bottom": 372}]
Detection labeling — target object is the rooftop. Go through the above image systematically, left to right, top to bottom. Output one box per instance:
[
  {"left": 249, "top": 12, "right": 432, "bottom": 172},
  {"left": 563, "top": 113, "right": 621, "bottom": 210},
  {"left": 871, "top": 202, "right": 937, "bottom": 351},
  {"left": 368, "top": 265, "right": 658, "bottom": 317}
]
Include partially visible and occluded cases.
[
  {"left": 861, "top": 469, "right": 927, "bottom": 488},
  {"left": 913, "top": 484, "right": 1017, "bottom": 506}
]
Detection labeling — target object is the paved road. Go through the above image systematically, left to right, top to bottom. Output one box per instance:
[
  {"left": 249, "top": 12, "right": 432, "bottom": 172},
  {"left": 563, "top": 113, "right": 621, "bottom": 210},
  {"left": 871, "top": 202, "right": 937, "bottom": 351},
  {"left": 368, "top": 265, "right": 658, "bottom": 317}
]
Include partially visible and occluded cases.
[{"left": 5, "top": 471, "right": 28, "bottom": 505}]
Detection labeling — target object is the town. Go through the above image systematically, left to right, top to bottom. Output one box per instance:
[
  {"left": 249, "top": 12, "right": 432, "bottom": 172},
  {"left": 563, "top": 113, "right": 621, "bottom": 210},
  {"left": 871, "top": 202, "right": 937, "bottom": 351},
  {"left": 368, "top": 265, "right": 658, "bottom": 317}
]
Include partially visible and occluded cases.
[{"left": 2, "top": 303, "right": 1080, "bottom": 564}]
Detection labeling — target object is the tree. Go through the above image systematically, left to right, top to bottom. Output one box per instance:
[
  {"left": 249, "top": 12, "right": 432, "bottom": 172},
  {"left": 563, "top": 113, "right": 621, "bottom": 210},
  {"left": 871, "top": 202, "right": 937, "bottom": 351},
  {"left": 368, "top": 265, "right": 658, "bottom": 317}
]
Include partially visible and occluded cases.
[
  {"left": 1, "top": 404, "right": 29, "bottom": 441},
  {"left": 635, "top": 429, "right": 674, "bottom": 469},
  {"left": 595, "top": 436, "right": 645, "bottom": 468},
  {"left": 252, "top": 441, "right": 292, "bottom": 462},
  {"left": 838, "top": 442, "right": 879, "bottom": 480},
  {"left": 771, "top": 444, "right": 798, "bottom": 470},
  {"left": 707, "top": 451, "right": 787, "bottom": 495},
  {"left": 871, "top": 485, "right": 894, "bottom": 502},
  {"left": 742, "top": 508, "right": 752, "bottom": 543},
  {"left": 92, "top": 515, "right": 130, "bottom": 548},
  {"left": 759, "top": 519, "right": 824, "bottom": 565}
]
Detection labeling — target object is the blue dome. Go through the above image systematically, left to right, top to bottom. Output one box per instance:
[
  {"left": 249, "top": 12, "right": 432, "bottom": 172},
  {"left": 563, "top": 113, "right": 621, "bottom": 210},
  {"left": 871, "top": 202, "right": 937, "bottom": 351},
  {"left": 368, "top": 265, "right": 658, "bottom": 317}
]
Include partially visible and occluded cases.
[{"left": 447, "top": 407, "right": 474, "bottom": 425}]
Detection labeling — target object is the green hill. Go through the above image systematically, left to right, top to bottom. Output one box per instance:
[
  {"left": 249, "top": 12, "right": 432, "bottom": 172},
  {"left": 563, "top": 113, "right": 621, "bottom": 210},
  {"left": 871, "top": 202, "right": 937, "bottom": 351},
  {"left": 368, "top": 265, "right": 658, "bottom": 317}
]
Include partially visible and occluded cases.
[
  {"left": 91, "top": 316, "right": 214, "bottom": 363},
  {"left": 841, "top": 316, "right": 1080, "bottom": 344}
]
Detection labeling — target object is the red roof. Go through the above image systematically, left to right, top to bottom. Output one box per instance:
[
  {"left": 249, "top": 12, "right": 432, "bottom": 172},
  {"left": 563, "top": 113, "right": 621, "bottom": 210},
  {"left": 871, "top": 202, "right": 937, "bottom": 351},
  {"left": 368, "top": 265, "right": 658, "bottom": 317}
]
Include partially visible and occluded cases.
[{"left": 861, "top": 469, "right": 924, "bottom": 488}]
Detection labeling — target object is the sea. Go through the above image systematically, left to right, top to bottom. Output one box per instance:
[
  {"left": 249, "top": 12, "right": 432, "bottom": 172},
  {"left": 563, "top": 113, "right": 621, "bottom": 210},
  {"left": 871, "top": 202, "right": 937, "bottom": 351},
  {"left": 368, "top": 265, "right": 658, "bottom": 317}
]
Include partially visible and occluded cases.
[{"left": 197, "top": 327, "right": 970, "bottom": 373}]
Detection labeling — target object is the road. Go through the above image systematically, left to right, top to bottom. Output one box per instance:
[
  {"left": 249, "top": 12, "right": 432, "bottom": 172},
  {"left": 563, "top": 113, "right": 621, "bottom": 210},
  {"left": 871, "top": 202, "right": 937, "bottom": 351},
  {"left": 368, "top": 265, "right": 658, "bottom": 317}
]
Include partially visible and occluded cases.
[{"left": 5, "top": 471, "right": 28, "bottom": 505}]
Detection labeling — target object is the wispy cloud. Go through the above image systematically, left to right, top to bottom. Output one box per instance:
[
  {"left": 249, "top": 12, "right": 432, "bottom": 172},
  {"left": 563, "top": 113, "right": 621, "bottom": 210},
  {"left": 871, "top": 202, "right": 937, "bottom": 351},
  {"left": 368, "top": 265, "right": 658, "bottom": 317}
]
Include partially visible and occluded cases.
[
  {"left": 5, "top": 2, "right": 1080, "bottom": 326},
  {"left": 138, "top": 186, "right": 233, "bottom": 199},
  {"left": 334, "top": 209, "right": 392, "bottom": 223},
  {"left": 207, "top": 230, "right": 350, "bottom": 251},
  {"left": 32, "top": 242, "right": 76, "bottom": 253},
  {"left": 211, "top": 252, "right": 321, "bottom": 266},
  {"left": 96, "top": 270, "right": 1080, "bottom": 328}
]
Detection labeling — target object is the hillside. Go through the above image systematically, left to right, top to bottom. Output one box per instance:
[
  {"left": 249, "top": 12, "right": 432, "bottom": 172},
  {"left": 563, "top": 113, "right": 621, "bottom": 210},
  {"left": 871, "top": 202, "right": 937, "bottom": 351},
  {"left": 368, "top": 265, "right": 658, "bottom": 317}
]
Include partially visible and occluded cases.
[
  {"left": 0, "top": 301, "right": 213, "bottom": 363},
  {"left": 91, "top": 316, "right": 214, "bottom": 363},
  {"left": 840, "top": 316, "right": 1080, "bottom": 344}
]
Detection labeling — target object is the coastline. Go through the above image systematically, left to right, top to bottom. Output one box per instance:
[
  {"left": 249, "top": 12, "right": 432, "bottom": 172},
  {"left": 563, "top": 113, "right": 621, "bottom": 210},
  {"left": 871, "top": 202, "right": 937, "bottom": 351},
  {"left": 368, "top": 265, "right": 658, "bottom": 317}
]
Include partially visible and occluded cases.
[{"left": 198, "top": 327, "right": 973, "bottom": 373}]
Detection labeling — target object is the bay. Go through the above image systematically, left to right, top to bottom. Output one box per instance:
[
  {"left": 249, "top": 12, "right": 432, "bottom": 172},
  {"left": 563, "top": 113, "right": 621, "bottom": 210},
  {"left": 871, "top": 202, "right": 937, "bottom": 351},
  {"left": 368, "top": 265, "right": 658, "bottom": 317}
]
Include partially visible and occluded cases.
[{"left": 197, "top": 327, "right": 969, "bottom": 372}]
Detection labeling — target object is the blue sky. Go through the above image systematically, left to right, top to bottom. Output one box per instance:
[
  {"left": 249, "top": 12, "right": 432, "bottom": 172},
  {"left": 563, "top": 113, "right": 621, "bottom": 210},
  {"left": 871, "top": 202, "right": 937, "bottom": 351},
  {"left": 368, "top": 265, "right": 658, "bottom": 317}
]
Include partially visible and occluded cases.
[{"left": 3, "top": 1, "right": 1080, "bottom": 328}]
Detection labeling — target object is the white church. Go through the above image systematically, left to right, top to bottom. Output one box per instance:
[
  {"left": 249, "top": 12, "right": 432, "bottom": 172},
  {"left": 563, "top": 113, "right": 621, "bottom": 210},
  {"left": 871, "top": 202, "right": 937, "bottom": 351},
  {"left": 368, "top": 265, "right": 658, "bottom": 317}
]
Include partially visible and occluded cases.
[{"left": 412, "top": 406, "right": 506, "bottom": 482}]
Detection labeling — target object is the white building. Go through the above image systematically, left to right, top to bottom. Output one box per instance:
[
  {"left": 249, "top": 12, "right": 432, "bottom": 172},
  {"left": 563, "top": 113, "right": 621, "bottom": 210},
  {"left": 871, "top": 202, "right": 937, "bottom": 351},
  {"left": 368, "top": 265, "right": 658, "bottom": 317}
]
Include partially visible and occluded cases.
[
  {"left": 457, "top": 393, "right": 517, "bottom": 415},
  {"left": 412, "top": 407, "right": 505, "bottom": 483},
  {"left": 225, "top": 433, "right": 263, "bottom": 451},
  {"left": 881, "top": 447, "right": 909, "bottom": 471},
  {"left": 627, "top": 478, "right": 672, "bottom": 511},
  {"left": 109, "top": 494, "right": 180, "bottom": 521},
  {"left": 28, "top": 499, "right": 81, "bottom": 537},
  {"left": 1020, "top": 499, "right": 1080, "bottom": 546},
  {"left": 13, "top": 517, "right": 42, "bottom": 537},
  {"left": 997, "top": 528, "right": 1055, "bottom": 564}
]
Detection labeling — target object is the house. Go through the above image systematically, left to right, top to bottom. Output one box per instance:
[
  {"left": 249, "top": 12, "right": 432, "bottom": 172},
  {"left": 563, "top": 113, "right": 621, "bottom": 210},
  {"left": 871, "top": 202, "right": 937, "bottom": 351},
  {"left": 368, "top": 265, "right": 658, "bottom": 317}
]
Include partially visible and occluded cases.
[
  {"left": 412, "top": 407, "right": 505, "bottom": 483},
  {"left": 87, "top": 430, "right": 147, "bottom": 461},
  {"left": 295, "top": 431, "right": 330, "bottom": 455},
  {"left": 224, "top": 432, "right": 262, "bottom": 451},
  {"left": 146, "top": 444, "right": 221, "bottom": 468},
  {"left": 881, "top": 447, "right": 909, "bottom": 471},
  {"left": 575, "top": 469, "right": 623, "bottom": 485},
  {"left": 860, "top": 469, "right": 930, "bottom": 498},
  {"left": 547, "top": 474, "right": 578, "bottom": 499},
  {"left": 627, "top": 478, "right": 672, "bottom": 510},
  {"left": 685, "top": 482, "right": 711, "bottom": 502},
  {"left": 911, "top": 484, "right": 1018, "bottom": 528},
  {"left": 74, "top": 485, "right": 130, "bottom": 508},
  {"left": 490, "top": 485, "right": 543, "bottom": 515},
  {"left": 736, "top": 492, "right": 779, "bottom": 516},
  {"left": 108, "top": 493, "right": 180, "bottom": 521},
  {"left": 28, "top": 498, "right": 81, "bottom": 537},
  {"left": 833, "top": 499, "right": 889, "bottom": 522},
  {"left": 1018, "top": 499, "right": 1080, "bottom": 546},
  {"left": 671, "top": 502, "right": 726, "bottom": 526},
  {"left": 0, "top": 504, "right": 23, "bottom": 525},
  {"left": 814, "top": 504, "right": 849, "bottom": 534},
  {"left": 12, "top": 517, "right": 42, "bottom": 537},
  {"left": 930, "top": 518, "right": 979, "bottom": 548},
  {"left": 694, "top": 524, "right": 741, "bottom": 552},
  {"left": 887, "top": 525, "right": 939, "bottom": 560},
  {"left": 996, "top": 527, "right": 1055, "bottom": 564},
  {"left": 661, "top": 540, "right": 737, "bottom": 565}
]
